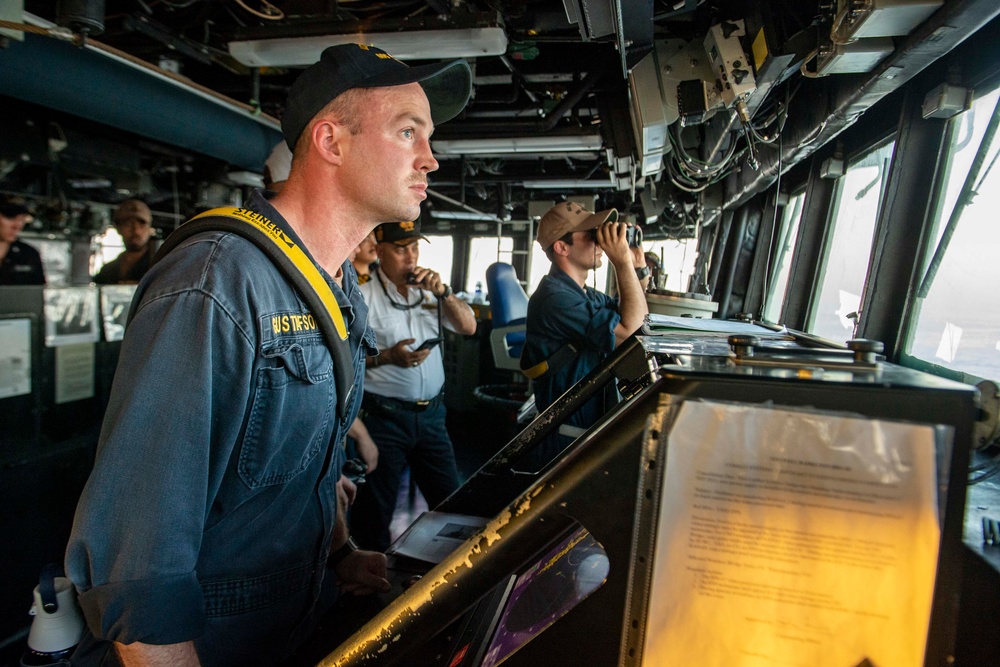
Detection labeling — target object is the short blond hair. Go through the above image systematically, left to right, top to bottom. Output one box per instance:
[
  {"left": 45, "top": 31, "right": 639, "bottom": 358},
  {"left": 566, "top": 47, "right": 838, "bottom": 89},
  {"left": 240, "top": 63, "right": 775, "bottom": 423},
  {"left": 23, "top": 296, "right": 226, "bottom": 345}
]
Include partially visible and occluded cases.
[{"left": 292, "top": 88, "right": 371, "bottom": 164}]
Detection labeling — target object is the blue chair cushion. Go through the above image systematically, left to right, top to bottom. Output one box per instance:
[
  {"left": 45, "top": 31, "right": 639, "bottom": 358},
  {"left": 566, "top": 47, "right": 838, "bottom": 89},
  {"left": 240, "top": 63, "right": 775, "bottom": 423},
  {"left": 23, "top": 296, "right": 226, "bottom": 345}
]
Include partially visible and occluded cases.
[{"left": 486, "top": 263, "right": 529, "bottom": 327}]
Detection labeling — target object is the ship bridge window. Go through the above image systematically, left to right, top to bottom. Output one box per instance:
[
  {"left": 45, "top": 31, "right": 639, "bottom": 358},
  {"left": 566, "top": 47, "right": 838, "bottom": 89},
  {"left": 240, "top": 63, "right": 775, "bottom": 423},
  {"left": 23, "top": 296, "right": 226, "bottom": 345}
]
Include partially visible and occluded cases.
[
  {"left": 905, "top": 87, "right": 1000, "bottom": 383},
  {"left": 808, "top": 140, "right": 896, "bottom": 342},
  {"left": 762, "top": 190, "right": 805, "bottom": 324},
  {"left": 91, "top": 227, "right": 126, "bottom": 277},
  {"left": 420, "top": 234, "right": 455, "bottom": 295},
  {"left": 467, "top": 235, "right": 514, "bottom": 295},
  {"left": 645, "top": 238, "right": 698, "bottom": 293},
  {"left": 528, "top": 241, "right": 548, "bottom": 294}
]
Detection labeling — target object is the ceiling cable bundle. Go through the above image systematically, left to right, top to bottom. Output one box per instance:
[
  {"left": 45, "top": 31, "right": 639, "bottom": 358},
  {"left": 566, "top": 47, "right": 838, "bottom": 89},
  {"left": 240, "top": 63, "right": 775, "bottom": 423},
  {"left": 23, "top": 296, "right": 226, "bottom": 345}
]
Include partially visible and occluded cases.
[{"left": 666, "top": 122, "right": 745, "bottom": 192}]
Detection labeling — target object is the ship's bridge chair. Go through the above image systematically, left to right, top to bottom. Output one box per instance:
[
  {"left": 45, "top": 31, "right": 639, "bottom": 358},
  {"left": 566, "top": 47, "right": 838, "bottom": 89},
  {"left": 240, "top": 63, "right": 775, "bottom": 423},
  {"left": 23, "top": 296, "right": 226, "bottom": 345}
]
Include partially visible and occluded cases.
[{"left": 486, "top": 262, "right": 529, "bottom": 372}]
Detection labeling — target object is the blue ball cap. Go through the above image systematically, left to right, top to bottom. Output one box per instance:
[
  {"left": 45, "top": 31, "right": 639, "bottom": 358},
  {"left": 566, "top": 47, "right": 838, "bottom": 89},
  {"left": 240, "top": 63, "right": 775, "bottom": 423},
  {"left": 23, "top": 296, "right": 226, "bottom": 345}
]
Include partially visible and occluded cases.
[{"left": 282, "top": 43, "right": 472, "bottom": 149}]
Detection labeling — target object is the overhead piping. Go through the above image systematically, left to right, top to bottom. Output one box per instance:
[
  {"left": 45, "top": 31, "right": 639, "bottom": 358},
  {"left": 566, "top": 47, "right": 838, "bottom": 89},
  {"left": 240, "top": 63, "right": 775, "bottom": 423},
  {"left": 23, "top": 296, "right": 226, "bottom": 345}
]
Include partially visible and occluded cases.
[
  {"left": 720, "top": 0, "right": 1000, "bottom": 214},
  {"left": 440, "top": 67, "right": 606, "bottom": 137}
]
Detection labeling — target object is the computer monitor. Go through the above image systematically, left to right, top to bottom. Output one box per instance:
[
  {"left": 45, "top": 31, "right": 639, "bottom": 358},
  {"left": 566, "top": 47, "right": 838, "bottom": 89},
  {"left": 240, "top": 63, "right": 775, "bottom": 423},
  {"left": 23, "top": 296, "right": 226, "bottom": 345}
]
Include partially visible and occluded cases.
[{"left": 476, "top": 526, "right": 608, "bottom": 667}]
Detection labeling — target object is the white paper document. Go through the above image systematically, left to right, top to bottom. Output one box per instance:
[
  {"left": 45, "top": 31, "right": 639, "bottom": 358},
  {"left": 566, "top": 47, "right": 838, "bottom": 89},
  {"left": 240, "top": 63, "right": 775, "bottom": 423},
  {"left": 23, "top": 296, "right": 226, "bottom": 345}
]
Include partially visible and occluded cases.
[
  {"left": 44, "top": 287, "right": 100, "bottom": 347},
  {"left": 643, "top": 313, "right": 787, "bottom": 336},
  {"left": 55, "top": 343, "right": 95, "bottom": 404},
  {"left": 642, "top": 400, "right": 940, "bottom": 667},
  {"left": 387, "top": 511, "right": 488, "bottom": 564}
]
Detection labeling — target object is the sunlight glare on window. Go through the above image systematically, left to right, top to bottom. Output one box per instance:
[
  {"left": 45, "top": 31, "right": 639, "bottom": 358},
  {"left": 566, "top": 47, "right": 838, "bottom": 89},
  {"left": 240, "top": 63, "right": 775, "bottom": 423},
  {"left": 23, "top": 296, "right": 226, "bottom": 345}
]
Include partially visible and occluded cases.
[
  {"left": 907, "top": 88, "right": 1000, "bottom": 382},
  {"left": 808, "top": 141, "right": 895, "bottom": 342},
  {"left": 762, "top": 191, "right": 805, "bottom": 324},
  {"left": 91, "top": 227, "right": 125, "bottom": 276},
  {"left": 421, "top": 235, "right": 454, "bottom": 293},
  {"left": 645, "top": 238, "right": 698, "bottom": 293}
]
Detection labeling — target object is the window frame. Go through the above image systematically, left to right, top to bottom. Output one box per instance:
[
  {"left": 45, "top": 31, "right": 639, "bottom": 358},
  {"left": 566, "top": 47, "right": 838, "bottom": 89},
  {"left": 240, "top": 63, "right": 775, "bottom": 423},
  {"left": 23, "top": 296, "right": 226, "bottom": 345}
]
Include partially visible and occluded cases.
[
  {"left": 896, "top": 82, "right": 1000, "bottom": 383},
  {"left": 804, "top": 137, "right": 897, "bottom": 342},
  {"left": 758, "top": 186, "right": 806, "bottom": 324}
]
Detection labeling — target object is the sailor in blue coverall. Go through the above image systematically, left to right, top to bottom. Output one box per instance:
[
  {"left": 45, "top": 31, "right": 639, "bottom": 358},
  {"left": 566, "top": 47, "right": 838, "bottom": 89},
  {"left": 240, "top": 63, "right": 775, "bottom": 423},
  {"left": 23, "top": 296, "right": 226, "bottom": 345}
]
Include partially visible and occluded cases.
[{"left": 64, "top": 44, "right": 472, "bottom": 666}]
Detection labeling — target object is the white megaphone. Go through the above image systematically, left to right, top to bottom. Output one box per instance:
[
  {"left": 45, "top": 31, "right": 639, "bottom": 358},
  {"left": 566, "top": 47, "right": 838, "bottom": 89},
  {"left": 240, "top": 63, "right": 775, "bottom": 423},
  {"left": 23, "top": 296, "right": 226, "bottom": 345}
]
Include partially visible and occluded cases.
[{"left": 20, "top": 567, "right": 84, "bottom": 667}]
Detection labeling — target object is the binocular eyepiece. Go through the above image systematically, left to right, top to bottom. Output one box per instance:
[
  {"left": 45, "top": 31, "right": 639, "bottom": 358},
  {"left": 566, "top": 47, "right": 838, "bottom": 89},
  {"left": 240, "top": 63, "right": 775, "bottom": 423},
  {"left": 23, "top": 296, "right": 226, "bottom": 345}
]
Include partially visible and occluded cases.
[{"left": 589, "top": 223, "right": 643, "bottom": 248}]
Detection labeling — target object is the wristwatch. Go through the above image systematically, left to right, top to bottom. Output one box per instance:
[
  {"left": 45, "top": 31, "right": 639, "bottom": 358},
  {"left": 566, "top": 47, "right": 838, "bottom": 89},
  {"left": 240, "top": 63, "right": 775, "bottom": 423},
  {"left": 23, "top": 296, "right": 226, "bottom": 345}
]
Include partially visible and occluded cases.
[
  {"left": 634, "top": 265, "right": 651, "bottom": 280},
  {"left": 439, "top": 284, "right": 454, "bottom": 299},
  {"left": 330, "top": 536, "right": 359, "bottom": 567}
]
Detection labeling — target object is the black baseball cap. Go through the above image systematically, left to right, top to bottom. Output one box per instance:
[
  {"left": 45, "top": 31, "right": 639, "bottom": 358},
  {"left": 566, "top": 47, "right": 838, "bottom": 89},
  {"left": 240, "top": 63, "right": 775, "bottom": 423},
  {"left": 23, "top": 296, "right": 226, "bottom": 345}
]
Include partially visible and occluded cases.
[
  {"left": 282, "top": 43, "right": 472, "bottom": 149},
  {"left": 0, "top": 197, "right": 33, "bottom": 219},
  {"left": 375, "top": 220, "right": 428, "bottom": 245}
]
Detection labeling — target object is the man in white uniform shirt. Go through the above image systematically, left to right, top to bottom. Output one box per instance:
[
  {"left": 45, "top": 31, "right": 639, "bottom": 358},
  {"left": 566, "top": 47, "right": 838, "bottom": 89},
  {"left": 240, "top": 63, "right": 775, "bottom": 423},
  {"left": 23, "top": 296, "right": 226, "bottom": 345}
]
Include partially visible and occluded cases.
[{"left": 354, "top": 219, "right": 477, "bottom": 551}]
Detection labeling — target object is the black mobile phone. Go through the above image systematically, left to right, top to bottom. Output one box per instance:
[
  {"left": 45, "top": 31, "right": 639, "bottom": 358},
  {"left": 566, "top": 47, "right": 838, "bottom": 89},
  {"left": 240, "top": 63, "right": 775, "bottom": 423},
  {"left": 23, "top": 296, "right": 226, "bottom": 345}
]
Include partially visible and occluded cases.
[
  {"left": 416, "top": 336, "right": 443, "bottom": 351},
  {"left": 342, "top": 458, "right": 367, "bottom": 485}
]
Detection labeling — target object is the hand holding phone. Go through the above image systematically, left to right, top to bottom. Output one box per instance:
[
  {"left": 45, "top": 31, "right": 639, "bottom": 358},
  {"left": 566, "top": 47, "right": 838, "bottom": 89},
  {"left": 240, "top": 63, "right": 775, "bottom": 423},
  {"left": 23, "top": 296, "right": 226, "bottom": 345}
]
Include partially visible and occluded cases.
[{"left": 415, "top": 337, "right": 443, "bottom": 351}]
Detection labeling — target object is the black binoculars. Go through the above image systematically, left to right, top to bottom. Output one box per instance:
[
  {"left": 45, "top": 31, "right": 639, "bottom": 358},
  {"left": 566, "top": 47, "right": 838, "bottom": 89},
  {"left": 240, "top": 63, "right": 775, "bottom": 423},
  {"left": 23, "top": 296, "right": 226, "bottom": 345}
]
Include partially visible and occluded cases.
[{"left": 590, "top": 223, "right": 643, "bottom": 248}]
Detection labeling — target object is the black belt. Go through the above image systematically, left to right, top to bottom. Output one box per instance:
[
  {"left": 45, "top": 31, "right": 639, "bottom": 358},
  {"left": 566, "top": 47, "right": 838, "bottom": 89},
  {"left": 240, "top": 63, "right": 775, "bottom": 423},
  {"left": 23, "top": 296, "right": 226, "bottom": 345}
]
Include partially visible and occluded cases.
[{"left": 363, "top": 392, "right": 443, "bottom": 414}]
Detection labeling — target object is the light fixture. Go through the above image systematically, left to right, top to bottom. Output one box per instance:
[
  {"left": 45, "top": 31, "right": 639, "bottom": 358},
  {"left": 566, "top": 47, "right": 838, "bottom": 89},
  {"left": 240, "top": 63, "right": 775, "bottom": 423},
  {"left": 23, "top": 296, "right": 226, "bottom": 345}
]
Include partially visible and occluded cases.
[
  {"left": 228, "top": 28, "right": 508, "bottom": 67},
  {"left": 432, "top": 134, "right": 604, "bottom": 155},
  {"left": 434, "top": 152, "right": 602, "bottom": 161},
  {"left": 521, "top": 178, "right": 617, "bottom": 189},
  {"left": 426, "top": 188, "right": 503, "bottom": 223},
  {"left": 428, "top": 210, "right": 498, "bottom": 222}
]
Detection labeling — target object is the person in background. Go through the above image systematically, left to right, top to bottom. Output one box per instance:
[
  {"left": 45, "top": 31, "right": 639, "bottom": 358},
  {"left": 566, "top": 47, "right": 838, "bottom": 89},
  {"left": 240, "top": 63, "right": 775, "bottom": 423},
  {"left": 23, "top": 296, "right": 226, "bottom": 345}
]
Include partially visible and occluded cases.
[
  {"left": 65, "top": 43, "right": 471, "bottom": 667},
  {"left": 0, "top": 196, "right": 45, "bottom": 285},
  {"left": 93, "top": 199, "right": 157, "bottom": 285},
  {"left": 520, "top": 201, "right": 649, "bottom": 465},
  {"left": 352, "top": 219, "right": 477, "bottom": 552},
  {"left": 351, "top": 231, "right": 378, "bottom": 284}
]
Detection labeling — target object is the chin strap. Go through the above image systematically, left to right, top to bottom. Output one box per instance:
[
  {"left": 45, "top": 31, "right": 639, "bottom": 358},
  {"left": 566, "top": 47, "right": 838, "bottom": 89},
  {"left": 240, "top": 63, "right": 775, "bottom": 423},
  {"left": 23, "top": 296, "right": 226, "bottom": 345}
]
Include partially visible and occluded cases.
[{"left": 153, "top": 207, "right": 355, "bottom": 419}]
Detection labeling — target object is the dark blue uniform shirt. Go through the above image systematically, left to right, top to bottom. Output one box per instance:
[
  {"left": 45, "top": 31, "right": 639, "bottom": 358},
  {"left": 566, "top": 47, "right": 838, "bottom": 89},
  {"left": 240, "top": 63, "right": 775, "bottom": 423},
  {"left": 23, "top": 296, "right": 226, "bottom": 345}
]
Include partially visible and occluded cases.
[
  {"left": 66, "top": 190, "right": 376, "bottom": 666},
  {"left": 0, "top": 239, "right": 46, "bottom": 285},
  {"left": 521, "top": 264, "right": 620, "bottom": 437}
]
